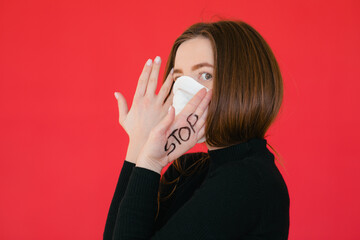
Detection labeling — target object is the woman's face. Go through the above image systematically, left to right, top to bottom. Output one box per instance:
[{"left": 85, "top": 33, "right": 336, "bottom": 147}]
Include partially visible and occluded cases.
[
  {"left": 173, "top": 36, "right": 221, "bottom": 150},
  {"left": 172, "top": 37, "right": 214, "bottom": 90}
]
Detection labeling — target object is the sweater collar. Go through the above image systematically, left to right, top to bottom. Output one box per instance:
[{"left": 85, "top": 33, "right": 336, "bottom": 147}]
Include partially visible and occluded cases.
[{"left": 207, "top": 138, "right": 269, "bottom": 169}]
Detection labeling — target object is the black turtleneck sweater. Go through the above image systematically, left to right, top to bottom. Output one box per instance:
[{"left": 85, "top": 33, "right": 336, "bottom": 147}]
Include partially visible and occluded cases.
[{"left": 103, "top": 138, "right": 290, "bottom": 239}]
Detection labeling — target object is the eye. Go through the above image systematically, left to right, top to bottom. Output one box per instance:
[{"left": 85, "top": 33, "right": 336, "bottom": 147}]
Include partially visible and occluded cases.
[{"left": 200, "top": 72, "right": 213, "bottom": 81}]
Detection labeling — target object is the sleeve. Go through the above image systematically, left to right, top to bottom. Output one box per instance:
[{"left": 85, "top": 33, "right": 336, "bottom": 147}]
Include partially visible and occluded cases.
[
  {"left": 103, "top": 160, "right": 136, "bottom": 240},
  {"left": 112, "top": 162, "right": 263, "bottom": 240}
]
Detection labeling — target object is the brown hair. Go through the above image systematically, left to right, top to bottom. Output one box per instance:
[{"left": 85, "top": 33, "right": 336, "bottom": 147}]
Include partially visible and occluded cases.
[{"left": 155, "top": 19, "right": 285, "bottom": 220}]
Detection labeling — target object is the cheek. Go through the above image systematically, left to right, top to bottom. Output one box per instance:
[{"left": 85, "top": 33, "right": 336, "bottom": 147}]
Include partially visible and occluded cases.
[
  {"left": 198, "top": 80, "right": 212, "bottom": 90},
  {"left": 205, "top": 82, "right": 213, "bottom": 90}
]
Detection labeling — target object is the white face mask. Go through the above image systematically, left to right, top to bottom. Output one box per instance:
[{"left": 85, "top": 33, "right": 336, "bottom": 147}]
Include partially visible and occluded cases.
[{"left": 171, "top": 76, "right": 210, "bottom": 143}]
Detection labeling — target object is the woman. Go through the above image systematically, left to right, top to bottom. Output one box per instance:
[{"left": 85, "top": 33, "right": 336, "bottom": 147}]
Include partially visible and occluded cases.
[{"left": 104, "top": 20, "right": 290, "bottom": 239}]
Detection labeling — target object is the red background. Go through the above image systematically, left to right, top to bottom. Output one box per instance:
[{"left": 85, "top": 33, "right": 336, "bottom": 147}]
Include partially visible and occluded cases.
[{"left": 0, "top": 0, "right": 359, "bottom": 239}]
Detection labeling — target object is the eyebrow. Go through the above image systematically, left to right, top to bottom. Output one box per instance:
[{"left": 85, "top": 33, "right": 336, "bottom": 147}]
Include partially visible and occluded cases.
[{"left": 173, "top": 62, "right": 214, "bottom": 74}]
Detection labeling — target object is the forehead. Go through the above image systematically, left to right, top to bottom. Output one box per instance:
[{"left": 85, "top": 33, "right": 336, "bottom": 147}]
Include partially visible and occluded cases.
[{"left": 174, "top": 37, "right": 214, "bottom": 67}]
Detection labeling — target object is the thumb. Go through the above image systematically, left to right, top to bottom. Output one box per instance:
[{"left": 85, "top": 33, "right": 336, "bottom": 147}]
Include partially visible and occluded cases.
[
  {"left": 114, "top": 92, "right": 128, "bottom": 124},
  {"left": 154, "top": 106, "right": 175, "bottom": 135}
]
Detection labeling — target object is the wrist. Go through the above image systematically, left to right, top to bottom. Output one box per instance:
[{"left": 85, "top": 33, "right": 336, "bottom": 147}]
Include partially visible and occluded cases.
[
  {"left": 125, "top": 140, "right": 142, "bottom": 164},
  {"left": 136, "top": 157, "right": 163, "bottom": 174}
]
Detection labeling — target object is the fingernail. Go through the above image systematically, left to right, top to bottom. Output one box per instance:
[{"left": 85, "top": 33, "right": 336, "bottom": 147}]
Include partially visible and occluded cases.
[
  {"left": 154, "top": 56, "right": 161, "bottom": 64},
  {"left": 146, "top": 59, "right": 152, "bottom": 66},
  {"left": 170, "top": 68, "right": 174, "bottom": 74},
  {"left": 114, "top": 92, "right": 119, "bottom": 100},
  {"left": 168, "top": 106, "right": 172, "bottom": 112}
]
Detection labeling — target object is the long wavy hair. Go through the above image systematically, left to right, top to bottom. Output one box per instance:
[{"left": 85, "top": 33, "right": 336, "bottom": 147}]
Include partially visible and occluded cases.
[{"left": 155, "top": 19, "right": 284, "bottom": 220}]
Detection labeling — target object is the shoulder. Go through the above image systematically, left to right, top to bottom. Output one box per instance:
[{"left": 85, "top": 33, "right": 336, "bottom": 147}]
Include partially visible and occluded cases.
[
  {"left": 211, "top": 150, "right": 275, "bottom": 182},
  {"left": 205, "top": 153, "right": 289, "bottom": 207},
  {"left": 198, "top": 154, "right": 277, "bottom": 206},
  {"left": 175, "top": 160, "right": 264, "bottom": 233},
  {"left": 206, "top": 160, "right": 262, "bottom": 194}
]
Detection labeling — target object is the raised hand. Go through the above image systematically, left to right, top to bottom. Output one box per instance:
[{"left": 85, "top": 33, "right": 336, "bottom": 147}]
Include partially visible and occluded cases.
[
  {"left": 114, "top": 56, "right": 174, "bottom": 164},
  {"left": 136, "top": 87, "right": 212, "bottom": 174}
]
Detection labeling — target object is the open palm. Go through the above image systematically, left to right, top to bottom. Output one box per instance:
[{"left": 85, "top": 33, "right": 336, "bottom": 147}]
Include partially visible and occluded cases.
[{"left": 137, "top": 87, "right": 212, "bottom": 172}]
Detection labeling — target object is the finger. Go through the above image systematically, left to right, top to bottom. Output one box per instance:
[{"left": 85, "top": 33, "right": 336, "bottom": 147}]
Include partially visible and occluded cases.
[
  {"left": 146, "top": 56, "right": 161, "bottom": 97},
  {"left": 134, "top": 58, "right": 153, "bottom": 98},
  {"left": 158, "top": 68, "right": 174, "bottom": 104},
  {"left": 178, "top": 88, "right": 207, "bottom": 119},
  {"left": 194, "top": 89, "right": 212, "bottom": 119},
  {"left": 163, "top": 91, "right": 174, "bottom": 112},
  {"left": 114, "top": 92, "right": 128, "bottom": 124},
  {"left": 188, "top": 105, "right": 208, "bottom": 136},
  {"left": 154, "top": 106, "right": 175, "bottom": 135},
  {"left": 197, "top": 106, "right": 209, "bottom": 128},
  {"left": 198, "top": 123, "right": 206, "bottom": 141}
]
